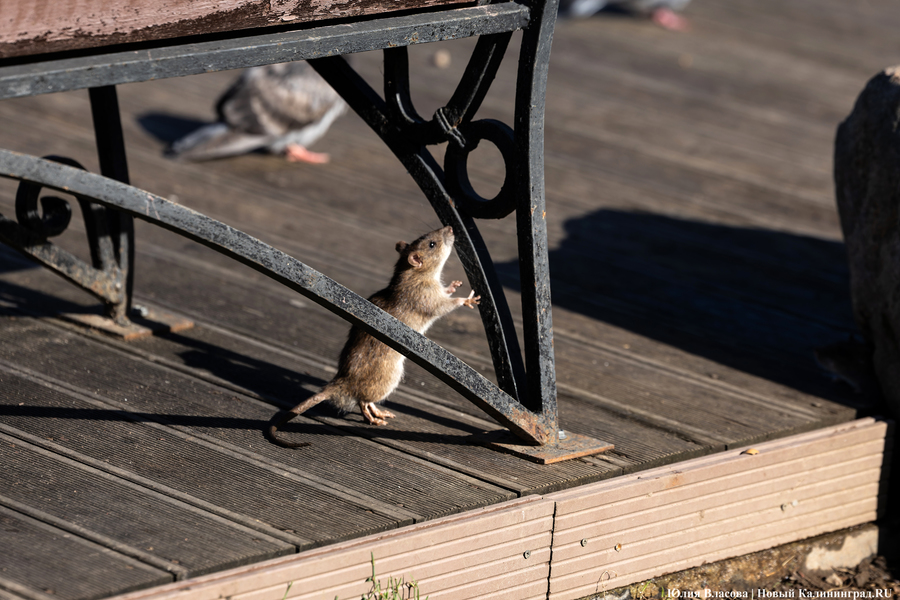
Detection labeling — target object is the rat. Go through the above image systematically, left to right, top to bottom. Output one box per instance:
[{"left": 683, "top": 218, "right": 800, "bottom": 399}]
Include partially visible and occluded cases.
[{"left": 268, "top": 225, "right": 480, "bottom": 448}]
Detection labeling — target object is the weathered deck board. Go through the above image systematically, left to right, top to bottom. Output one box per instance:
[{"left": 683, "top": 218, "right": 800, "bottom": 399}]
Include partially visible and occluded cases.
[
  {"left": 0, "top": 0, "right": 471, "bottom": 59},
  {"left": 0, "top": 48, "right": 864, "bottom": 413},
  {"left": 0, "top": 247, "right": 714, "bottom": 485},
  {"left": 0, "top": 320, "right": 516, "bottom": 530},
  {"left": 0, "top": 368, "right": 402, "bottom": 542},
  {"left": 0, "top": 429, "right": 294, "bottom": 578},
  {"left": 0, "top": 505, "right": 170, "bottom": 600}
]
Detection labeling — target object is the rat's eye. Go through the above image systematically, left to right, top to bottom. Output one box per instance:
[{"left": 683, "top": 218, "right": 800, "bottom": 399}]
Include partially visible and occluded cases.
[{"left": 429, "top": 241, "right": 436, "bottom": 248}]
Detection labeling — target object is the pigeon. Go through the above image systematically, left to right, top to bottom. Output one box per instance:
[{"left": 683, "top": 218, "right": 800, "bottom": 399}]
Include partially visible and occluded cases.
[{"left": 169, "top": 61, "right": 347, "bottom": 163}]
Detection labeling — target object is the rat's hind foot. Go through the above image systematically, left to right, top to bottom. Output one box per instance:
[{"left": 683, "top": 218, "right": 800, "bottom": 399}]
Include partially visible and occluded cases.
[{"left": 361, "top": 402, "right": 396, "bottom": 426}]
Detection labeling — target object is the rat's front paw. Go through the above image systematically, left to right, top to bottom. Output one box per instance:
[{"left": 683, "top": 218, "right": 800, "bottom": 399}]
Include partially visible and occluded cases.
[
  {"left": 446, "top": 280, "right": 463, "bottom": 294},
  {"left": 463, "top": 291, "right": 481, "bottom": 309}
]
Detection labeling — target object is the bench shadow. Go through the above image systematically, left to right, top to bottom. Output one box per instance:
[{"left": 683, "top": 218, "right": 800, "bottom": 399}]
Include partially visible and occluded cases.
[
  {"left": 137, "top": 112, "right": 209, "bottom": 146},
  {"left": 498, "top": 208, "right": 882, "bottom": 411},
  {"left": 0, "top": 243, "right": 41, "bottom": 275},
  {"left": 0, "top": 278, "right": 480, "bottom": 444},
  {"left": 164, "top": 330, "right": 488, "bottom": 439},
  {"left": 0, "top": 403, "right": 477, "bottom": 446}
]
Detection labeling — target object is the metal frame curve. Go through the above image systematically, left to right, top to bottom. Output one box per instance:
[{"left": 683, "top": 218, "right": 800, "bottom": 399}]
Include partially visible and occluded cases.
[
  {"left": 0, "top": 0, "right": 565, "bottom": 447},
  {"left": 0, "top": 149, "right": 552, "bottom": 444}
]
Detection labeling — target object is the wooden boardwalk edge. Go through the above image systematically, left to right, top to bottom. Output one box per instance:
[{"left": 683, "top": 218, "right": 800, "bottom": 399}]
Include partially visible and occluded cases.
[{"left": 104, "top": 418, "right": 891, "bottom": 600}]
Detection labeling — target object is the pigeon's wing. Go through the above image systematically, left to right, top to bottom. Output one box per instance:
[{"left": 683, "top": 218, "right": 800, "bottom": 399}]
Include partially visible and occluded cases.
[{"left": 217, "top": 62, "right": 342, "bottom": 137}]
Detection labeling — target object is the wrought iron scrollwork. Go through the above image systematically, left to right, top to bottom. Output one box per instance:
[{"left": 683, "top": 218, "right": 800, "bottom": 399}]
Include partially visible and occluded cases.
[
  {"left": 0, "top": 0, "right": 569, "bottom": 447},
  {"left": 308, "top": 0, "right": 562, "bottom": 443},
  {"left": 0, "top": 87, "right": 135, "bottom": 324},
  {"left": 443, "top": 118, "right": 517, "bottom": 219},
  {"left": 0, "top": 149, "right": 547, "bottom": 444},
  {"left": 0, "top": 154, "right": 128, "bottom": 314},
  {"left": 14, "top": 155, "right": 81, "bottom": 239}
]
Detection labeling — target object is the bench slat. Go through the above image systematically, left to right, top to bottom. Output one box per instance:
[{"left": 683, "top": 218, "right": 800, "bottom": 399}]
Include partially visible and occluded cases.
[
  {"left": 0, "top": 0, "right": 475, "bottom": 59},
  {"left": 0, "top": 3, "right": 529, "bottom": 100}
]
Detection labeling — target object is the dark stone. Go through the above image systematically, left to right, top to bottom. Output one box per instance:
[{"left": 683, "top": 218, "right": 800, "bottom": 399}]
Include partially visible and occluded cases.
[{"left": 834, "top": 67, "right": 900, "bottom": 416}]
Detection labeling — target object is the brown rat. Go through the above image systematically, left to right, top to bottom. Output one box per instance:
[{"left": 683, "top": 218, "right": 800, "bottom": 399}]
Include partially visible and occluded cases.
[{"left": 268, "top": 225, "right": 480, "bottom": 448}]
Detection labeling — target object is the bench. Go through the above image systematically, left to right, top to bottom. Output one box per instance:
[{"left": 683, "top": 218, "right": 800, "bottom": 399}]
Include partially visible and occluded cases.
[{"left": 0, "top": 0, "right": 611, "bottom": 461}]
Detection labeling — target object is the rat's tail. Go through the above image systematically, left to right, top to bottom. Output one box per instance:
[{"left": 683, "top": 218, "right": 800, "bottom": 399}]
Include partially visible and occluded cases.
[{"left": 267, "top": 388, "right": 333, "bottom": 448}]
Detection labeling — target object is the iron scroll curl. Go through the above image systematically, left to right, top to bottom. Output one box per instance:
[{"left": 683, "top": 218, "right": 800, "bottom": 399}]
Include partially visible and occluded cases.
[
  {"left": 443, "top": 118, "right": 517, "bottom": 220},
  {"left": 15, "top": 155, "right": 86, "bottom": 239}
]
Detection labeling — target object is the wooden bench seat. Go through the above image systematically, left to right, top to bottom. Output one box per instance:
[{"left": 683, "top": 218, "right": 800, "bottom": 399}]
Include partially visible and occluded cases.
[{"left": 0, "top": 0, "right": 474, "bottom": 59}]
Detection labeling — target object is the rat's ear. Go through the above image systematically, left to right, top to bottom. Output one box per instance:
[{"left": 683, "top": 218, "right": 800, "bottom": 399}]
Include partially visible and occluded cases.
[
  {"left": 396, "top": 241, "right": 408, "bottom": 253},
  {"left": 408, "top": 252, "right": 423, "bottom": 268}
]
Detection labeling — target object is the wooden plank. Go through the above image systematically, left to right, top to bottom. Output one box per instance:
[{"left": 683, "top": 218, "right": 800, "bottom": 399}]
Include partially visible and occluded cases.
[
  {"left": 0, "top": 0, "right": 470, "bottom": 59},
  {"left": 691, "top": 0, "right": 900, "bottom": 78},
  {"left": 0, "top": 5, "right": 531, "bottom": 101},
  {"left": 0, "top": 38, "right": 863, "bottom": 485},
  {"left": 0, "top": 54, "right": 828, "bottom": 440},
  {"left": 0, "top": 67, "right": 864, "bottom": 417},
  {"left": 35, "top": 81, "right": 860, "bottom": 412},
  {"left": 0, "top": 204, "right": 736, "bottom": 460},
  {"left": 0, "top": 226, "right": 844, "bottom": 488},
  {"left": 126, "top": 239, "right": 857, "bottom": 446},
  {"left": 0, "top": 243, "right": 670, "bottom": 497},
  {"left": 118, "top": 244, "right": 848, "bottom": 459},
  {"left": 0, "top": 258, "right": 630, "bottom": 498},
  {"left": 115, "top": 300, "right": 700, "bottom": 482},
  {"left": 126, "top": 303, "right": 696, "bottom": 475},
  {"left": 551, "top": 312, "right": 857, "bottom": 422},
  {"left": 0, "top": 328, "right": 514, "bottom": 532},
  {"left": 0, "top": 367, "right": 408, "bottom": 542},
  {"left": 310, "top": 398, "right": 617, "bottom": 496},
  {"left": 101, "top": 419, "right": 890, "bottom": 600},
  {"left": 545, "top": 419, "right": 890, "bottom": 599},
  {"left": 548, "top": 419, "right": 886, "bottom": 510},
  {"left": 0, "top": 432, "right": 295, "bottom": 580},
  {"left": 551, "top": 441, "right": 886, "bottom": 549},
  {"left": 552, "top": 458, "right": 882, "bottom": 562},
  {"left": 105, "top": 497, "right": 556, "bottom": 600},
  {"left": 552, "top": 498, "right": 879, "bottom": 600},
  {"left": 0, "top": 505, "right": 170, "bottom": 600},
  {"left": 0, "top": 588, "right": 35, "bottom": 600}
]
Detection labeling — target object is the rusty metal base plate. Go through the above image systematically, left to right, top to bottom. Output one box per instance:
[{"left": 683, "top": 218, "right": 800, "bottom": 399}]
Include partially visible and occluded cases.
[
  {"left": 58, "top": 305, "right": 193, "bottom": 341},
  {"left": 473, "top": 430, "right": 615, "bottom": 464}
]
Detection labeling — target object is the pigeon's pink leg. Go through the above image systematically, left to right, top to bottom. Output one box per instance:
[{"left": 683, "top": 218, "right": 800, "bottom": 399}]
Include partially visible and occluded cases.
[
  {"left": 650, "top": 7, "right": 689, "bottom": 31},
  {"left": 284, "top": 144, "right": 331, "bottom": 164}
]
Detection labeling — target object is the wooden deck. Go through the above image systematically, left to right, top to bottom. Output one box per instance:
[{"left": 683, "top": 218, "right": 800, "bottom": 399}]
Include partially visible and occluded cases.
[{"left": 0, "top": 0, "right": 896, "bottom": 597}]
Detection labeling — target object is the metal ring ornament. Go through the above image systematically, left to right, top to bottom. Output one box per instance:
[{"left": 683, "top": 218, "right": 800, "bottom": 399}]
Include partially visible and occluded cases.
[
  {"left": 443, "top": 119, "right": 517, "bottom": 219},
  {"left": 15, "top": 155, "right": 86, "bottom": 238}
]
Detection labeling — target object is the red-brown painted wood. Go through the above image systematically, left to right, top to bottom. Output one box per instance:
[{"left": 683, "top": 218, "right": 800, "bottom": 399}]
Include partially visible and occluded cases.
[{"left": 0, "top": 0, "right": 470, "bottom": 58}]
